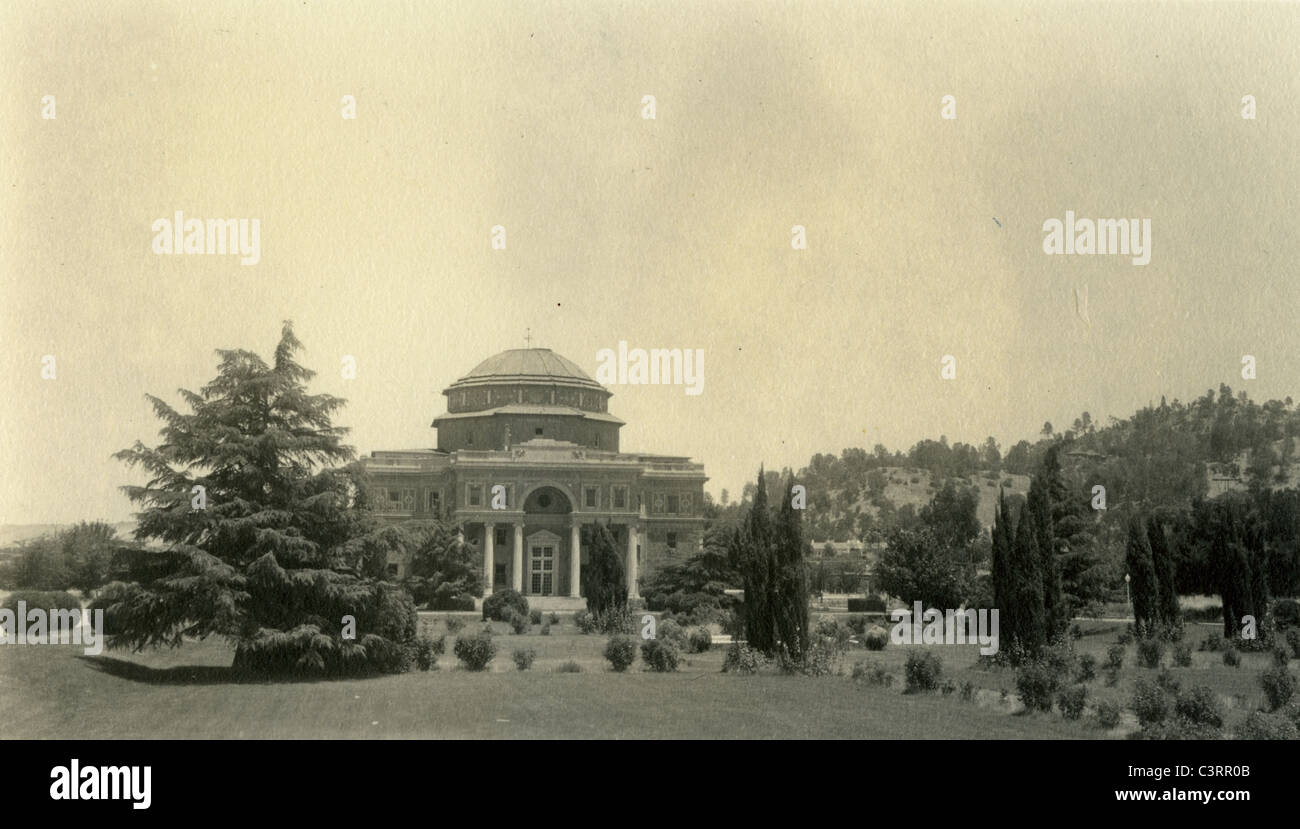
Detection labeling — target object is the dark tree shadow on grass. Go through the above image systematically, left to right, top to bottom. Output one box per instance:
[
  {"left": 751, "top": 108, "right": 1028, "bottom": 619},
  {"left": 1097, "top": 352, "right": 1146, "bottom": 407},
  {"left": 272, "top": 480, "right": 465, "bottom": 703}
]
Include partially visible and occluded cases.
[{"left": 76, "top": 655, "right": 396, "bottom": 686}]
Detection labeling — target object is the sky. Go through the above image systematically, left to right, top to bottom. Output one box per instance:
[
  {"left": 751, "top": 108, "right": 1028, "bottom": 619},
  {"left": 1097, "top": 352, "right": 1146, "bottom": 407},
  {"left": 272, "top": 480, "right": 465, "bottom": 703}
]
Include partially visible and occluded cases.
[{"left": 2, "top": 0, "right": 1299, "bottom": 524}]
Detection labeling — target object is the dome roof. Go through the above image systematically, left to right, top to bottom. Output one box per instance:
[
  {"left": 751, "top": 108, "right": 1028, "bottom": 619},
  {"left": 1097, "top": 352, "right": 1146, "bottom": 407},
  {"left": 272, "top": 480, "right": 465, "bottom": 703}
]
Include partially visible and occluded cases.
[{"left": 448, "top": 348, "right": 605, "bottom": 391}]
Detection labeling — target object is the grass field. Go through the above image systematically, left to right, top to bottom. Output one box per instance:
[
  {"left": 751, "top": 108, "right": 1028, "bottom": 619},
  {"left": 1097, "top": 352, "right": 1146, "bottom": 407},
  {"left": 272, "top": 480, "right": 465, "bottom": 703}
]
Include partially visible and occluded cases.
[{"left": 1, "top": 611, "right": 1289, "bottom": 739}]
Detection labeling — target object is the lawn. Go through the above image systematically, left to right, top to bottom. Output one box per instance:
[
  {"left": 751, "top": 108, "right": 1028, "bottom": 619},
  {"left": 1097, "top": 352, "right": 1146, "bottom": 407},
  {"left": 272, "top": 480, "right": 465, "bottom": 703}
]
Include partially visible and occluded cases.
[{"left": 0, "top": 613, "right": 1287, "bottom": 739}]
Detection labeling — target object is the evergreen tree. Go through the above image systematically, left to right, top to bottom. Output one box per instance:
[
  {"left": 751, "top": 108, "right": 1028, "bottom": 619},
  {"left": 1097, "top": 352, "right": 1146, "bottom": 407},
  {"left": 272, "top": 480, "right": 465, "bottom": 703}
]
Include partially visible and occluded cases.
[
  {"left": 106, "top": 323, "right": 416, "bottom": 677},
  {"left": 733, "top": 467, "right": 777, "bottom": 654},
  {"left": 772, "top": 474, "right": 811, "bottom": 661},
  {"left": 1026, "top": 474, "right": 1066, "bottom": 639},
  {"left": 990, "top": 488, "right": 1013, "bottom": 612},
  {"left": 1007, "top": 504, "right": 1047, "bottom": 656},
  {"left": 1125, "top": 513, "right": 1160, "bottom": 638},
  {"left": 1146, "top": 516, "right": 1181, "bottom": 632},
  {"left": 581, "top": 522, "right": 627, "bottom": 617}
]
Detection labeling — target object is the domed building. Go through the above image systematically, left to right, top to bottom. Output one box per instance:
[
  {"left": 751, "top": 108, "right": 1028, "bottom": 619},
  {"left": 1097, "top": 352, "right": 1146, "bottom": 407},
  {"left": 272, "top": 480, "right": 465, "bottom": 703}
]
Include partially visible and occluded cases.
[{"left": 361, "top": 347, "right": 708, "bottom": 605}]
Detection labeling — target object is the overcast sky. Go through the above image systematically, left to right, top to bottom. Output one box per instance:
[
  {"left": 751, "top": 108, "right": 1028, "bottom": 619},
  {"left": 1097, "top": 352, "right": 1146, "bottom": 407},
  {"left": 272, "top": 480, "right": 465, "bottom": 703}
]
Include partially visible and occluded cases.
[{"left": 3, "top": 1, "right": 1299, "bottom": 524}]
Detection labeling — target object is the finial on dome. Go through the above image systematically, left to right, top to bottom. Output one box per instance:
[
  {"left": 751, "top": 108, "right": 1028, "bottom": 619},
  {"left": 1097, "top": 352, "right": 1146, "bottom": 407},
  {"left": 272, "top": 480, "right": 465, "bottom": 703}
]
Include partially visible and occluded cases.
[{"left": 524, "top": 327, "right": 533, "bottom": 348}]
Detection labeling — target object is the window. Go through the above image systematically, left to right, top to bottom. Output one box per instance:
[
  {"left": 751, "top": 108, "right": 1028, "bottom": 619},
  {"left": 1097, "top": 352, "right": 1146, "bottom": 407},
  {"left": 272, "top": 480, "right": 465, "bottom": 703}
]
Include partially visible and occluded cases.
[
  {"left": 535, "top": 427, "right": 543, "bottom": 436},
  {"left": 468, "top": 484, "right": 483, "bottom": 507},
  {"left": 584, "top": 486, "right": 599, "bottom": 508},
  {"left": 613, "top": 486, "right": 627, "bottom": 509},
  {"left": 381, "top": 488, "right": 415, "bottom": 514},
  {"left": 426, "top": 489, "right": 441, "bottom": 514},
  {"left": 666, "top": 494, "right": 680, "bottom": 514},
  {"left": 496, "top": 526, "right": 508, "bottom": 546},
  {"left": 666, "top": 532, "right": 678, "bottom": 551},
  {"left": 530, "top": 545, "right": 554, "bottom": 595}
]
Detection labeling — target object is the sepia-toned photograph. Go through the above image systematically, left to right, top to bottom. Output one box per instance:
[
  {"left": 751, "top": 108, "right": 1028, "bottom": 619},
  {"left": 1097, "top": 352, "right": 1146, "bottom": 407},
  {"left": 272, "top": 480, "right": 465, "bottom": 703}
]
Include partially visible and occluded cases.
[{"left": 2, "top": 0, "right": 1298, "bottom": 787}]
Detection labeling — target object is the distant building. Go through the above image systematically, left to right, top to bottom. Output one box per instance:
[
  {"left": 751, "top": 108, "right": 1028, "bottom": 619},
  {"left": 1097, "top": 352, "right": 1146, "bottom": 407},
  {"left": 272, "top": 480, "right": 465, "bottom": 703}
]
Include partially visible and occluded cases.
[{"left": 361, "top": 347, "right": 707, "bottom": 599}]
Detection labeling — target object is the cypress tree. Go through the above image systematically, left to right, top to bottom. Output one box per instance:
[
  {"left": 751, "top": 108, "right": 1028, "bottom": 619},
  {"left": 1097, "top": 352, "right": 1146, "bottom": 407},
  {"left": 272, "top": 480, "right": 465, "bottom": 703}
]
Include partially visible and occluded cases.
[
  {"left": 736, "top": 467, "right": 777, "bottom": 654},
  {"left": 772, "top": 474, "right": 811, "bottom": 661},
  {"left": 1026, "top": 474, "right": 1066, "bottom": 640},
  {"left": 1009, "top": 504, "right": 1047, "bottom": 657},
  {"left": 1125, "top": 513, "right": 1160, "bottom": 638},
  {"left": 1146, "top": 516, "right": 1181, "bottom": 633}
]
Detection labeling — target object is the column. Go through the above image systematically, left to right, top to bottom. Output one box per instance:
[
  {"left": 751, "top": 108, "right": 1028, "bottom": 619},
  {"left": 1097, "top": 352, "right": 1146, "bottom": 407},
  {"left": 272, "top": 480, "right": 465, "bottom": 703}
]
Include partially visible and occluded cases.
[
  {"left": 512, "top": 522, "right": 524, "bottom": 592},
  {"left": 569, "top": 522, "right": 582, "bottom": 598},
  {"left": 483, "top": 523, "right": 495, "bottom": 594},
  {"left": 625, "top": 524, "right": 639, "bottom": 598}
]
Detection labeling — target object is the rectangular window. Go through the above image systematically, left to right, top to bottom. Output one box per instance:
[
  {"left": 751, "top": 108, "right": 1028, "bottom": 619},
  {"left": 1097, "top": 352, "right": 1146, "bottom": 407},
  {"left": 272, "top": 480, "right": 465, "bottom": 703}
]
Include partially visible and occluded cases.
[
  {"left": 535, "top": 427, "right": 543, "bottom": 436},
  {"left": 468, "top": 484, "right": 483, "bottom": 507},
  {"left": 585, "top": 486, "right": 599, "bottom": 509},
  {"left": 613, "top": 486, "right": 627, "bottom": 509},
  {"left": 427, "top": 489, "right": 441, "bottom": 514},
  {"left": 666, "top": 494, "right": 680, "bottom": 514},
  {"left": 496, "top": 526, "right": 508, "bottom": 546},
  {"left": 667, "top": 532, "right": 678, "bottom": 551}
]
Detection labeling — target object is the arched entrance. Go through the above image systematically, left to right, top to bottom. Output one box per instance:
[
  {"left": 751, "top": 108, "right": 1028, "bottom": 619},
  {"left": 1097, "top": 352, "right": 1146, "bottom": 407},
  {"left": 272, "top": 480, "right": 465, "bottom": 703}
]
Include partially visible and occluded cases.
[{"left": 520, "top": 485, "right": 573, "bottom": 597}]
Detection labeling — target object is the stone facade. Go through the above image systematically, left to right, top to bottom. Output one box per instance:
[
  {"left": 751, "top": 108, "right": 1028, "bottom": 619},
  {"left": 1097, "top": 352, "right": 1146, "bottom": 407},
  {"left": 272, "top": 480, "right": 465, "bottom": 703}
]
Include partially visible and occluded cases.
[{"left": 361, "top": 348, "right": 707, "bottom": 598}]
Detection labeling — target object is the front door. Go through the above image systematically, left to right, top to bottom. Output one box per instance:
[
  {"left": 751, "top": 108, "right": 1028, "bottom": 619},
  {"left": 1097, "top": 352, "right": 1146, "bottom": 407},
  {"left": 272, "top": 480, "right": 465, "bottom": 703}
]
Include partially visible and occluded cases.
[{"left": 529, "top": 544, "right": 555, "bottom": 596}]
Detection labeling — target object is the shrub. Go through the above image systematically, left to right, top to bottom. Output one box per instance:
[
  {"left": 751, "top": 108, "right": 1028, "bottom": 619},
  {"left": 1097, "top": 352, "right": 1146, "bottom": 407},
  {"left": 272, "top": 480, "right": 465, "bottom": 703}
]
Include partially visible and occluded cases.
[
  {"left": 482, "top": 589, "right": 528, "bottom": 622},
  {"left": 428, "top": 592, "right": 476, "bottom": 612},
  {"left": 1272, "top": 598, "right": 1300, "bottom": 630},
  {"left": 510, "top": 608, "right": 532, "bottom": 634},
  {"left": 596, "top": 608, "right": 635, "bottom": 635},
  {"left": 529, "top": 609, "right": 542, "bottom": 625},
  {"left": 574, "top": 609, "right": 597, "bottom": 634},
  {"left": 548, "top": 611, "right": 560, "bottom": 626},
  {"left": 845, "top": 614, "right": 868, "bottom": 635},
  {"left": 443, "top": 615, "right": 466, "bottom": 634},
  {"left": 814, "top": 618, "right": 852, "bottom": 652},
  {"left": 657, "top": 619, "right": 689, "bottom": 651},
  {"left": 540, "top": 621, "right": 551, "bottom": 636},
  {"left": 1069, "top": 623, "right": 1083, "bottom": 640},
  {"left": 863, "top": 625, "right": 889, "bottom": 651},
  {"left": 687, "top": 627, "right": 712, "bottom": 653},
  {"left": 1116, "top": 628, "right": 1135, "bottom": 646},
  {"left": 1287, "top": 628, "right": 1300, "bottom": 661},
  {"left": 453, "top": 632, "right": 496, "bottom": 671},
  {"left": 1199, "top": 632, "right": 1226, "bottom": 652},
  {"left": 432, "top": 634, "right": 446, "bottom": 655},
  {"left": 412, "top": 635, "right": 439, "bottom": 671},
  {"left": 603, "top": 635, "right": 637, "bottom": 672},
  {"left": 1136, "top": 637, "right": 1165, "bottom": 669},
  {"left": 792, "top": 638, "right": 841, "bottom": 677},
  {"left": 641, "top": 639, "right": 680, "bottom": 672},
  {"left": 1172, "top": 641, "right": 1193, "bottom": 667},
  {"left": 722, "top": 642, "right": 761, "bottom": 674},
  {"left": 1105, "top": 643, "right": 1125, "bottom": 670},
  {"left": 1272, "top": 645, "right": 1290, "bottom": 667},
  {"left": 512, "top": 647, "right": 537, "bottom": 671},
  {"left": 1222, "top": 647, "right": 1241, "bottom": 668},
  {"left": 904, "top": 651, "right": 943, "bottom": 693},
  {"left": 1076, "top": 654, "right": 1097, "bottom": 683},
  {"left": 555, "top": 660, "right": 582, "bottom": 673},
  {"left": 851, "top": 661, "right": 893, "bottom": 688},
  {"left": 1016, "top": 661, "right": 1061, "bottom": 713},
  {"left": 1259, "top": 664, "right": 1297, "bottom": 711},
  {"left": 1157, "top": 667, "right": 1182, "bottom": 695},
  {"left": 1104, "top": 668, "right": 1120, "bottom": 687},
  {"left": 1130, "top": 678, "right": 1171, "bottom": 727},
  {"left": 940, "top": 680, "right": 957, "bottom": 696},
  {"left": 960, "top": 681, "right": 976, "bottom": 702},
  {"left": 1058, "top": 685, "right": 1087, "bottom": 720},
  {"left": 1174, "top": 685, "right": 1223, "bottom": 729},
  {"left": 1095, "top": 700, "right": 1122, "bottom": 729},
  {"left": 1234, "top": 710, "right": 1299, "bottom": 740}
]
